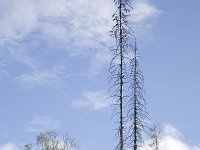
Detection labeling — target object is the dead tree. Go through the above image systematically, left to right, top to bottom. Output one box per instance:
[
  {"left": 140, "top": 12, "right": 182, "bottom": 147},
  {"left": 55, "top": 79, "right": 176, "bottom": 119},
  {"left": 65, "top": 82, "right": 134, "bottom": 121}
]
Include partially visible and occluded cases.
[
  {"left": 109, "top": 0, "right": 133, "bottom": 150},
  {"left": 109, "top": 0, "right": 149, "bottom": 150},
  {"left": 127, "top": 39, "right": 149, "bottom": 150},
  {"left": 149, "top": 125, "right": 161, "bottom": 150}
]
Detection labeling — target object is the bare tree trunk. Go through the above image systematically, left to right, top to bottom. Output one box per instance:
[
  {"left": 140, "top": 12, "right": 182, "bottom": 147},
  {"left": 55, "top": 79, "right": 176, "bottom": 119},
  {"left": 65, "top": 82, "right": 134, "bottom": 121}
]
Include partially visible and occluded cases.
[
  {"left": 110, "top": 0, "right": 133, "bottom": 150},
  {"left": 110, "top": 1, "right": 149, "bottom": 150},
  {"left": 119, "top": 1, "right": 124, "bottom": 149},
  {"left": 127, "top": 39, "right": 149, "bottom": 150}
]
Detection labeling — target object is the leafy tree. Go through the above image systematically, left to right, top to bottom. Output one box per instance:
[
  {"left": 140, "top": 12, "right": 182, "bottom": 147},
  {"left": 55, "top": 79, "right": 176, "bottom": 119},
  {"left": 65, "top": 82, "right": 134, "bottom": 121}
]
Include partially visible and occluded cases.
[{"left": 24, "top": 131, "right": 78, "bottom": 150}]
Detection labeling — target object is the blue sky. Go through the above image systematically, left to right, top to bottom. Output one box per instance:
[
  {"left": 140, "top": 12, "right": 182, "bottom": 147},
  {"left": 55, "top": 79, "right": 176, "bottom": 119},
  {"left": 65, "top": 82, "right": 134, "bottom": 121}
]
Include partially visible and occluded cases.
[{"left": 0, "top": 0, "right": 200, "bottom": 150}]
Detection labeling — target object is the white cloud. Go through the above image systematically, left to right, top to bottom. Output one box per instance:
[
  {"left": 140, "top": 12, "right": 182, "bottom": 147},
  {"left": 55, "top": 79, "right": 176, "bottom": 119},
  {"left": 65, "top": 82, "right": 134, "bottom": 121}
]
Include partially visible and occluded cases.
[
  {"left": 0, "top": 0, "right": 161, "bottom": 84},
  {"left": 0, "top": 0, "right": 161, "bottom": 51},
  {"left": 0, "top": 0, "right": 37, "bottom": 43},
  {"left": 0, "top": 0, "right": 114, "bottom": 51},
  {"left": 131, "top": 0, "right": 162, "bottom": 38},
  {"left": 132, "top": 0, "right": 161, "bottom": 23},
  {"left": 5, "top": 45, "right": 38, "bottom": 70},
  {"left": 88, "top": 50, "right": 112, "bottom": 76},
  {"left": 16, "top": 65, "right": 67, "bottom": 88},
  {"left": 16, "top": 71, "right": 61, "bottom": 87},
  {"left": 73, "top": 91, "right": 110, "bottom": 111},
  {"left": 26, "top": 116, "right": 61, "bottom": 133},
  {"left": 141, "top": 124, "right": 200, "bottom": 150},
  {"left": 160, "top": 124, "right": 200, "bottom": 150},
  {"left": 162, "top": 124, "right": 182, "bottom": 138},
  {"left": 161, "top": 136, "right": 189, "bottom": 150},
  {"left": 0, "top": 143, "right": 19, "bottom": 150}
]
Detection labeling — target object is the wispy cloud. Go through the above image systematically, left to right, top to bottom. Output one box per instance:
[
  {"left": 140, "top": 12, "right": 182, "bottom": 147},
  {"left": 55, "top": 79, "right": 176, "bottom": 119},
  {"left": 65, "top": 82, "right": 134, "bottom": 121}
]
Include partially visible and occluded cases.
[
  {"left": 0, "top": 0, "right": 161, "bottom": 85},
  {"left": 0, "top": 0, "right": 114, "bottom": 51},
  {"left": 0, "top": 0, "right": 37, "bottom": 44},
  {"left": 0, "top": 0, "right": 160, "bottom": 45},
  {"left": 132, "top": 0, "right": 162, "bottom": 37},
  {"left": 133, "top": 0, "right": 161, "bottom": 23},
  {"left": 88, "top": 50, "right": 112, "bottom": 76},
  {"left": 0, "top": 61, "right": 8, "bottom": 78},
  {"left": 15, "top": 64, "right": 70, "bottom": 88},
  {"left": 16, "top": 70, "right": 61, "bottom": 88},
  {"left": 72, "top": 91, "right": 110, "bottom": 111},
  {"left": 26, "top": 116, "right": 61, "bottom": 133},
  {"left": 0, "top": 143, "right": 19, "bottom": 150}
]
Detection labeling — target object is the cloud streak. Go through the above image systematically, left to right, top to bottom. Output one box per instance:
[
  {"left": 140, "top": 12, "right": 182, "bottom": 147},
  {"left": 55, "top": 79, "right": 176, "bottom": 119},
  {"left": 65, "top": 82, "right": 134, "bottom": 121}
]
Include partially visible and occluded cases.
[
  {"left": 0, "top": 0, "right": 161, "bottom": 86},
  {"left": 131, "top": 0, "right": 162, "bottom": 38},
  {"left": 132, "top": 0, "right": 161, "bottom": 23},
  {"left": 72, "top": 91, "right": 110, "bottom": 111},
  {"left": 26, "top": 116, "right": 61, "bottom": 133},
  {"left": 0, "top": 143, "right": 19, "bottom": 150}
]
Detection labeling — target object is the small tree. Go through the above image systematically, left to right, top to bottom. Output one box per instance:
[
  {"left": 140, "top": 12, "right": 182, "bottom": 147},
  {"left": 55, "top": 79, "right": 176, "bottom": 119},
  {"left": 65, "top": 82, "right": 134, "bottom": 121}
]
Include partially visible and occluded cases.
[
  {"left": 149, "top": 125, "right": 161, "bottom": 150},
  {"left": 25, "top": 131, "right": 78, "bottom": 150}
]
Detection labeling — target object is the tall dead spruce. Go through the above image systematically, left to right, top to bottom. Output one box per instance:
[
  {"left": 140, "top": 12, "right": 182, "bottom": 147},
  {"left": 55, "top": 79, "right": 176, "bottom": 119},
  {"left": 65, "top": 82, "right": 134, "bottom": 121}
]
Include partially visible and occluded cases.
[
  {"left": 110, "top": 0, "right": 149, "bottom": 150},
  {"left": 110, "top": 0, "right": 132, "bottom": 149},
  {"left": 127, "top": 40, "right": 149, "bottom": 150}
]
